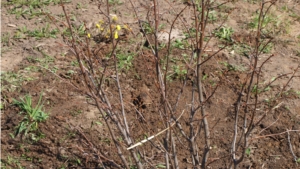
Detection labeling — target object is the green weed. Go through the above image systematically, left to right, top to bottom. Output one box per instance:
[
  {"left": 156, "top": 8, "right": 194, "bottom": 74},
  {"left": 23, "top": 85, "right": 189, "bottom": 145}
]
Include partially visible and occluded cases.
[
  {"left": 6, "top": 0, "right": 71, "bottom": 19},
  {"left": 108, "top": 0, "right": 123, "bottom": 5},
  {"left": 76, "top": 3, "right": 88, "bottom": 10},
  {"left": 9, "top": 8, "right": 30, "bottom": 19},
  {"left": 208, "top": 10, "right": 217, "bottom": 22},
  {"left": 248, "top": 12, "right": 290, "bottom": 34},
  {"left": 289, "top": 12, "right": 300, "bottom": 22},
  {"left": 248, "top": 14, "right": 275, "bottom": 29},
  {"left": 141, "top": 22, "right": 153, "bottom": 34},
  {"left": 62, "top": 23, "right": 86, "bottom": 37},
  {"left": 13, "top": 24, "right": 58, "bottom": 39},
  {"left": 27, "top": 24, "right": 59, "bottom": 39},
  {"left": 13, "top": 26, "right": 28, "bottom": 39},
  {"left": 214, "top": 26, "right": 234, "bottom": 42},
  {"left": 184, "top": 27, "right": 196, "bottom": 39},
  {"left": 1, "top": 33, "right": 11, "bottom": 46},
  {"left": 1, "top": 33, "right": 11, "bottom": 53},
  {"left": 172, "top": 39, "right": 189, "bottom": 49},
  {"left": 259, "top": 42, "right": 273, "bottom": 53},
  {"left": 232, "top": 44, "right": 252, "bottom": 57},
  {"left": 26, "top": 50, "right": 57, "bottom": 73},
  {"left": 116, "top": 52, "right": 134, "bottom": 70},
  {"left": 220, "top": 61, "right": 240, "bottom": 71},
  {"left": 167, "top": 65, "right": 187, "bottom": 81},
  {"left": 65, "top": 70, "right": 76, "bottom": 78},
  {"left": 1, "top": 71, "right": 34, "bottom": 92},
  {"left": 251, "top": 84, "right": 271, "bottom": 94},
  {"left": 13, "top": 93, "right": 49, "bottom": 139},
  {"left": 70, "top": 109, "right": 82, "bottom": 116},
  {"left": 59, "top": 131, "right": 76, "bottom": 143},
  {"left": 245, "top": 148, "right": 251, "bottom": 156},
  {"left": 1, "top": 155, "right": 25, "bottom": 169},
  {"left": 156, "top": 164, "right": 166, "bottom": 168}
]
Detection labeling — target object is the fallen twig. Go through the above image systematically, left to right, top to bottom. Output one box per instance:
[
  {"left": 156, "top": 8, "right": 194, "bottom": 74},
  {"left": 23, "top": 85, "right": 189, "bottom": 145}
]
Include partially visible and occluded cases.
[{"left": 127, "top": 110, "right": 185, "bottom": 150}]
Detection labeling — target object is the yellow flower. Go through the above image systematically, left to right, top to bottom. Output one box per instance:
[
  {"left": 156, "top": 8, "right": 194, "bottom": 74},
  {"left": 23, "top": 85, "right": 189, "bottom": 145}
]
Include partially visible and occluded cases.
[
  {"left": 111, "top": 14, "right": 118, "bottom": 22},
  {"left": 96, "top": 24, "right": 100, "bottom": 28},
  {"left": 116, "top": 25, "right": 121, "bottom": 31},
  {"left": 114, "top": 31, "right": 118, "bottom": 39},
  {"left": 87, "top": 33, "right": 91, "bottom": 38}
]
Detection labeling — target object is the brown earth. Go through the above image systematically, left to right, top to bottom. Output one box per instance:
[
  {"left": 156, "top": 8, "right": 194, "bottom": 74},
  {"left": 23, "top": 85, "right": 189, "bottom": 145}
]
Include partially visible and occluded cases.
[{"left": 1, "top": 0, "right": 300, "bottom": 168}]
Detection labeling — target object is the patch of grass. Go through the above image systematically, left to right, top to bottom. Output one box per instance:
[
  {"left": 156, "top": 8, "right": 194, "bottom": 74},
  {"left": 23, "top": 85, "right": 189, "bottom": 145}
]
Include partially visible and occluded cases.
[
  {"left": 6, "top": 0, "right": 71, "bottom": 19},
  {"left": 108, "top": 0, "right": 123, "bottom": 5},
  {"left": 76, "top": 2, "right": 88, "bottom": 10},
  {"left": 9, "top": 8, "right": 30, "bottom": 19},
  {"left": 208, "top": 10, "right": 217, "bottom": 23},
  {"left": 289, "top": 11, "right": 300, "bottom": 22},
  {"left": 248, "top": 12, "right": 290, "bottom": 35},
  {"left": 248, "top": 14, "right": 276, "bottom": 30},
  {"left": 141, "top": 22, "right": 153, "bottom": 35},
  {"left": 63, "top": 23, "right": 86, "bottom": 37},
  {"left": 13, "top": 24, "right": 58, "bottom": 39},
  {"left": 27, "top": 24, "right": 59, "bottom": 39},
  {"left": 13, "top": 26, "right": 28, "bottom": 39},
  {"left": 213, "top": 26, "right": 234, "bottom": 42},
  {"left": 184, "top": 27, "right": 196, "bottom": 39},
  {"left": 1, "top": 33, "right": 11, "bottom": 47},
  {"left": 1, "top": 33, "right": 10, "bottom": 44},
  {"left": 172, "top": 39, "right": 189, "bottom": 49},
  {"left": 232, "top": 40, "right": 272, "bottom": 56},
  {"left": 259, "top": 42, "right": 273, "bottom": 53},
  {"left": 232, "top": 44, "right": 252, "bottom": 57},
  {"left": 26, "top": 50, "right": 57, "bottom": 72},
  {"left": 28, "top": 50, "right": 55, "bottom": 65},
  {"left": 116, "top": 51, "right": 134, "bottom": 70},
  {"left": 71, "top": 60, "right": 79, "bottom": 67},
  {"left": 220, "top": 61, "right": 243, "bottom": 72},
  {"left": 167, "top": 65, "right": 187, "bottom": 81},
  {"left": 64, "top": 70, "right": 76, "bottom": 79},
  {"left": 1, "top": 71, "right": 34, "bottom": 92},
  {"left": 251, "top": 84, "right": 272, "bottom": 94},
  {"left": 13, "top": 93, "right": 49, "bottom": 139},
  {"left": 70, "top": 109, "right": 82, "bottom": 116},
  {"left": 59, "top": 131, "right": 76, "bottom": 143},
  {"left": 245, "top": 147, "right": 251, "bottom": 156},
  {"left": 1, "top": 155, "right": 25, "bottom": 169}
]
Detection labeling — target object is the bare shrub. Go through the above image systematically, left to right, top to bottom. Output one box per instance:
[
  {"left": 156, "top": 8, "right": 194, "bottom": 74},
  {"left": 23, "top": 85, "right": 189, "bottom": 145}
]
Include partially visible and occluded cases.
[{"left": 59, "top": 0, "right": 299, "bottom": 168}]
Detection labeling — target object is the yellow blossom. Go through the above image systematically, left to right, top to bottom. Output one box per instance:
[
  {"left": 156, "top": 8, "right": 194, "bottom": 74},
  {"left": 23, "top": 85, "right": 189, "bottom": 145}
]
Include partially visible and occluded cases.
[
  {"left": 111, "top": 14, "right": 118, "bottom": 22},
  {"left": 96, "top": 24, "right": 100, "bottom": 28},
  {"left": 116, "top": 25, "right": 121, "bottom": 31},
  {"left": 114, "top": 31, "right": 118, "bottom": 39},
  {"left": 87, "top": 33, "right": 91, "bottom": 38}
]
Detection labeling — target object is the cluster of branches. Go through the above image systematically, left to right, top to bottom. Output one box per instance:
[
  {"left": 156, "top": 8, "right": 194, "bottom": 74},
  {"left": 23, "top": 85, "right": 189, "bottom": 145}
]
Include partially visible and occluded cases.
[{"left": 60, "top": 0, "right": 299, "bottom": 168}]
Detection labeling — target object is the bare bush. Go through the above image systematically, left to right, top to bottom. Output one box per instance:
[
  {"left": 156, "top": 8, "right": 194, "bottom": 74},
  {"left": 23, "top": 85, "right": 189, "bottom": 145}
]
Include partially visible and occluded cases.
[{"left": 59, "top": 0, "right": 299, "bottom": 168}]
